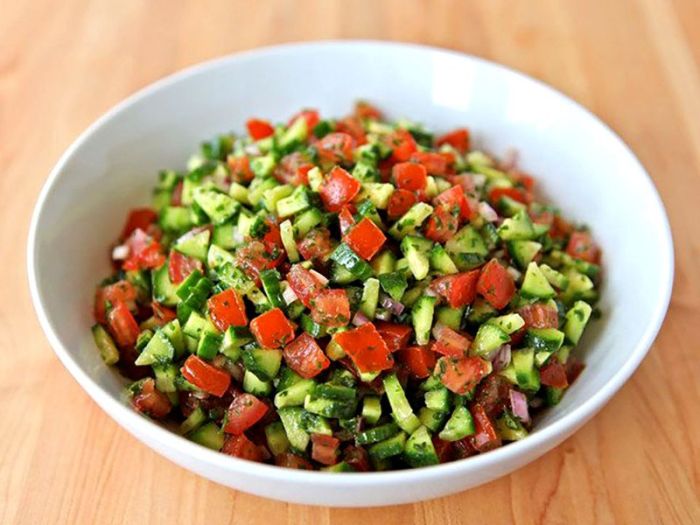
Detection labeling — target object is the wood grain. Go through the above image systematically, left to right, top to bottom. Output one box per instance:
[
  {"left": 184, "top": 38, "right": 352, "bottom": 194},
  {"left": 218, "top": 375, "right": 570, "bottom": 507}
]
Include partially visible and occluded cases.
[{"left": 1, "top": 0, "right": 699, "bottom": 523}]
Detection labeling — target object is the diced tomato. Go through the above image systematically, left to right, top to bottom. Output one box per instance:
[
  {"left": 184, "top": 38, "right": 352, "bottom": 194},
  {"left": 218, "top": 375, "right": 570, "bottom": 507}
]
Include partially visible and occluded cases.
[
  {"left": 354, "top": 101, "right": 382, "bottom": 121},
  {"left": 288, "top": 109, "right": 320, "bottom": 130},
  {"left": 335, "top": 117, "right": 367, "bottom": 145},
  {"left": 246, "top": 118, "right": 275, "bottom": 140},
  {"left": 436, "top": 128, "right": 470, "bottom": 153},
  {"left": 387, "top": 129, "right": 418, "bottom": 162},
  {"left": 316, "top": 132, "right": 355, "bottom": 164},
  {"left": 410, "top": 151, "right": 448, "bottom": 176},
  {"left": 273, "top": 152, "right": 314, "bottom": 186},
  {"left": 227, "top": 155, "right": 254, "bottom": 183},
  {"left": 393, "top": 162, "right": 427, "bottom": 192},
  {"left": 319, "top": 166, "right": 362, "bottom": 212},
  {"left": 449, "top": 173, "right": 476, "bottom": 194},
  {"left": 434, "top": 184, "right": 471, "bottom": 222},
  {"left": 488, "top": 187, "right": 529, "bottom": 206},
  {"left": 387, "top": 189, "right": 417, "bottom": 220},
  {"left": 424, "top": 203, "right": 460, "bottom": 243},
  {"left": 338, "top": 205, "right": 356, "bottom": 236},
  {"left": 121, "top": 208, "right": 157, "bottom": 240},
  {"left": 551, "top": 215, "right": 573, "bottom": 240},
  {"left": 343, "top": 217, "right": 386, "bottom": 261},
  {"left": 297, "top": 227, "right": 334, "bottom": 262},
  {"left": 122, "top": 229, "right": 166, "bottom": 271},
  {"left": 566, "top": 231, "right": 600, "bottom": 264},
  {"left": 235, "top": 240, "right": 281, "bottom": 281},
  {"left": 168, "top": 250, "right": 203, "bottom": 284},
  {"left": 476, "top": 259, "right": 515, "bottom": 310},
  {"left": 287, "top": 264, "right": 326, "bottom": 308},
  {"left": 430, "top": 270, "right": 480, "bottom": 308},
  {"left": 94, "top": 280, "right": 136, "bottom": 324},
  {"left": 208, "top": 289, "right": 248, "bottom": 332},
  {"left": 311, "top": 289, "right": 351, "bottom": 328},
  {"left": 107, "top": 301, "right": 140, "bottom": 348},
  {"left": 152, "top": 302, "right": 177, "bottom": 326},
  {"left": 518, "top": 303, "right": 559, "bottom": 329},
  {"left": 250, "top": 308, "right": 296, "bottom": 348},
  {"left": 334, "top": 322, "right": 394, "bottom": 373},
  {"left": 375, "top": 322, "right": 413, "bottom": 352},
  {"left": 432, "top": 324, "right": 472, "bottom": 357},
  {"left": 283, "top": 333, "right": 330, "bottom": 378},
  {"left": 398, "top": 346, "right": 436, "bottom": 378},
  {"left": 181, "top": 355, "right": 231, "bottom": 397},
  {"left": 435, "top": 356, "right": 491, "bottom": 395},
  {"left": 566, "top": 359, "right": 585, "bottom": 384},
  {"left": 540, "top": 361, "right": 569, "bottom": 388},
  {"left": 474, "top": 375, "right": 511, "bottom": 419},
  {"left": 132, "top": 378, "right": 172, "bottom": 419},
  {"left": 223, "top": 393, "right": 269, "bottom": 435},
  {"left": 469, "top": 402, "right": 501, "bottom": 452},
  {"left": 311, "top": 433, "right": 340, "bottom": 466},
  {"left": 222, "top": 434, "right": 264, "bottom": 461},
  {"left": 432, "top": 436, "right": 455, "bottom": 463},
  {"left": 275, "top": 452, "right": 314, "bottom": 469}
]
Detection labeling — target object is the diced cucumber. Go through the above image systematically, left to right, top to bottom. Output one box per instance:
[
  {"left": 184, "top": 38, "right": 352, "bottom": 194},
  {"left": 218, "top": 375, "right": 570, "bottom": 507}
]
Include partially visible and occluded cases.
[
  {"left": 279, "top": 114, "right": 308, "bottom": 149},
  {"left": 250, "top": 155, "right": 277, "bottom": 178},
  {"left": 306, "top": 166, "right": 324, "bottom": 191},
  {"left": 228, "top": 182, "right": 249, "bottom": 204},
  {"left": 362, "top": 182, "right": 394, "bottom": 209},
  {"left": 277, "top": 185, "right": 310, "bottom": 218},
  {"left": 193, "top": 187, "right": 239, "bottom": 224},
  {"left": 389, "top": 202, "right": 434, "bottom": 239},
  {"left": 160, "top": 206, "right": 193, "bottom": 233},
  {"left": 293, "top": 207, "right": 323, "bottom": 237},
  {"left": 497, "top": 210, "right": 535, "bottom": 241},
  {"left": 212, "top": 221, "right": 237, "bottom": 249},
  {"left": 445, "top": 225, "right": 488, "bottom": 270},
  {"left": 174, "top": 229, "right": 211, "bottom": 261},
  {"left": 401, "top": 236, "right": 433, "bottom": 280},
  {"left": 508, "top": 240, "right": 542, "bottom": 269},
  {"left": 330, "top": 243, "right": 373, "bottom": 281},
  {"left": 207, "top": 244, "right": 235, "bottom": 271},
  {"left": 429, "top": 245, "right": 459, "bottom": 275},
  {"left": 371, "top": 250, "right": 396, "bottom": 275},
  {"left": 521, "top": 262, "right": 556, "bottom": 299},
  {"left": 151, "top": 263, "right": 180, "bottom": 307},
  {"left": 540, "top": 264, "right": 569, "bottom": 289},
  {"left": 260, "top": 269, "right": 284, "bottom": 308},
  {"left": 378, "top": 272, "right": 407, "bottom": 302},
  {"left": 359, "top": 278, "right": 380, "bottom": 319},
  {"left": 412, "top": 295, "right": 436, "bottom": 346},
  {"left": 467, "top": 297, "right": 497, "bottom": 324},
  {"left": 563, "top": 300, "right": 592, "bottom": 345},
  {"left": 436, "top": 306, "right": 464, "bottom": 331},
  {"left": 487, "top": 313, "right": 525, "bottom": 335},
  {"left": 161, "top": 319, "right": 185, "bottom": 358},
  {"left": 471, "top": 323, "right": 509, "bottom": 357},
  {"left": 91, "top": 324, "right": 120, "bottom": 365},
  {"left": 525, "top": 328, "right": 565, "bottom": 354},
  {"left": 135, "top": 330, "right": 174, "bottom": 366},
  {"left": 196, "top": 331, "right": 222, "bottom": 360},
  {"left": 242, "top": 347, "right": 282, "bottom": 381},
  {"left": 512, "top": 348, "right": 541, "bottom": 391},
  {"left": 153, "top": 363, "right": 178, "bottom": 393},
  {"left": 243, "top": 369, "right": 272, "bottom": 396},
  {"left": 383, "top": 373, "right": 421, "bottom": 433},
  {"left": 274, "top": 379, "right": 317, "bottom": 408},
  {"left": 425, "top": 387, "right": 451, "bottom": 412},
  {"left": 304, "top": 393, "right": 357, "bottom": 419},
  {"left": 361, "top": 396, "right": 382, "bottom": 425},
  {"left": 438, "top": 406, "right": 475, "bottom": 441},
  {"left": 179, "top": 407, "right": 206, "bottom": 435},
  {"left": 278, "top": 407, "right": 311, "bottom": 451},
  {"left": 419, "top": 407, "right": 447, "bottom": 432},
  {"left": 301, "top": 411, "right": 333, "bottom": 436},
  {"left": 497, "top": 411, "right": 529, "bottom": 441},
  {"left": 265, "top": 421, "right": 290, "bottom": 455},
  {"left": 188, "top": 422, "right": 224, "bottom": 451},
  {"left": 356, "top": 422, "right": 401, "bottom": 445},
  {"left": 403, "top": 425, "right": 439, "bottom": 467},
  {"left": 368, "top": 431, "right": 407, "bottom": 460},
  {"left": 322, "top": 462, "right": 356, "bottom": 472}
]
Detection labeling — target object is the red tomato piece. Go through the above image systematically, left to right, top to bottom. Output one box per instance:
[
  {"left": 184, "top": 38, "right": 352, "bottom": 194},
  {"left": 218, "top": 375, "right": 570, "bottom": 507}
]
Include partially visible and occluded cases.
[
  {"left": 354, "top": 101, "right": 382, "bottom": 121},
  {"left": 288, "top": 109, "right": 320, "bottom": 130},
  {"left": 335, "top": 116, "right": 367, "bottom": 145},
  {"left": 246, "top": 118, "right": 275, "bottom": 140},
  {"left": 436, "top": 128, "right": 470, "bottom": 153},
  {"left": 387, "top": 129, "right": 418, "bottom": 162},
  {"left": 316, "top": 132, "right": 355, "bottom": 164},
  {"left": 410, "top": 151, "right": 448, "bottom": 176},
  {"left": 274, "top": 152, "right": 314, "bottom": 186},
  {"left": 227, "top": 155, "right": 254, "bottom": 183},
  {"left": 393, "top": 162, "right": 427, "bottom": 192},
  {"left": 319, "top": 166, "right": 362, "bottom": 212},
  {"left": 171, "top": 180, "right": 184, "bottom": 206},
  {"left": 434, "top": 185, "right": 471, "bottom": 222},
  {"left": 488, "top": 187, "right": 529, "bottom": 206},
  {"left": 387, "top": 190, "right": 417, "bottom": 221},
  {"left": 424, "top": 203, "right": 460, "bottom": 243},
  {"left": 338, "top": 205, "right": 356, "bottom": 236},
  {"left": 121, "top": 208, "right": 157, "bottom": 240},
  {"left": 343, "top": 217, "right": 386, "bottom": 261},
  {"left": 297, "top": 227, "right": 334, "bottom": 262},
  {"left": 122, "top": 229, "right": 166, "bottom": 271},
  {"left": 566, "top": 231, "right": 601, "bottom": 264},
  {"left": 235, "top": 240, "right": 281, "bottom": 282},
  {"left": 168, "top": 250, "right": 203, "bottom": 284},
  {"left": 476, "top": 259, "right": 516, "bottom": 310},
  {"left": 287, "top": 264, "right": 326, "bottom": 308},
  {"left": 430, "top": 270, "right": 480, "bottom": 308},
  {"left": 94, "top": 280, "right": 137, "bottom": 324},
  {"left": 208, "top": 289, "right": 248, "bottom": 332},
  {"left": 311, "top": 289, "right": 351, "bottom": 328},
  {"left": 107, "top": 301, "right": 140, "bottom": 348},
  {"left": 152, "top": 302, "right": 177, "bottom": 326},
  {"left": 518, "top": 303, "right": 559, "bottom": 329},
  {"left": 250, "top": 308, "right": 296, "bottom": 348},
  {"left": 334, "top": 322, "right": 394, "bottom": 373},
  {"left": 375, "top": 322, "right": 413, "bottom": 352},
  {"left": 432, "top": 324, "right": 472, "bottom": 357},
  {"left": 283, "top": 333, "right": 331, "bottom": 379},
  {"left": 398, "top": 346, "right": 436, "bottom": 378},
  {"left": 181, "top": 355, "right": 231, "bottom": 397},
  {"left": 435, "top": 356, "right": 491, "bottom": 394},
  {"left": 540, "top": 361, "right": 569, "bottom": 388},
  {"left": 132, "top": 378, "right": 172, "bottom": 419},
  {"left": 223, "top": 393, "right": 269, "bottom": 435},
  {"left": 469, "top": 402, "right": 501, "bottom": 452},
  {"left": 311, "top": 433, "right": 340, "bottom": 466},
  {"left": 222, "top": 434, "right": 264, "bottom": 461},
  {"left": 432, "top": 436, "right": 455, "bottom": 463},
  {"left": 343, "top": 445, "right": 370, "bottom": 471},
  {"left": 275, "top": 452, "right": 314, "bottom": 469}
]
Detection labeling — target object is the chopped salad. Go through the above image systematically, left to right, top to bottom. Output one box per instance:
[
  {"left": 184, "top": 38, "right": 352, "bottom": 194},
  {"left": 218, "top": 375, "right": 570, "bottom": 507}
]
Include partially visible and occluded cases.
[{"left": 92, "top": 102, "right": 601, "bottom": 471}]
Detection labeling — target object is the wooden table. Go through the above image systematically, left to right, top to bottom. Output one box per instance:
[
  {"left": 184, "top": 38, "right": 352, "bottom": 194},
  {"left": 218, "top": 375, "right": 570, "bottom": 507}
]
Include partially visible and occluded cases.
[{"left": 2, "top": 0, "right": 699, "bottom": 523}]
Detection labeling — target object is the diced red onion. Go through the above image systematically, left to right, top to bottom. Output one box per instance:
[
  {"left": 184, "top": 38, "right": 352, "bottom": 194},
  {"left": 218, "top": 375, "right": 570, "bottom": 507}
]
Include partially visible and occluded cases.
[
  {"left": 244, "top": 144, "right": 261, "bottom": 156},
  {"left": 470, "top": 173, "right": 487, "bottom": 188},
  {"left": 478, "top": 201, "right": 499, "bottom": 222},
  {"left": 111, "top": 244, "right": 129, "bottom": 260},
  {"left": 506, "top": 266, "right": 522, "bottom": 282},
  {"left": 310, "top": 269, "right": 329, "bottom": 286},
  {"left": 281, "top": 283, "right": 298, "bottom": 305},
  {"left": 424, "top": 287, "right": 438, "bottom": 297},
  {"left": 379, "top": 293, "right": 404, "bottom": 315},
  {"left": 374, "top": 309, "right": 392, "bottom": 321},
  {"left": 352, "top": 311, "right": 370, "bottom": 326},
  {"left": 490, "top": 344, "right": 512, "bottom": 372},
  {"left": 510, "top": 389, "right": 530, "bottom": 424}
]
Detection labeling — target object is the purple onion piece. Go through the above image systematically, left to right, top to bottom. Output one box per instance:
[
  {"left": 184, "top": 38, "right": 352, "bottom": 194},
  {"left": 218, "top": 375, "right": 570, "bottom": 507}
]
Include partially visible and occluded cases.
[
  {"left": 379, "top": 293, "right": 404, "bottom": 315},
  {"left": 374, "top": 309, "right": 392, "bottom": 321},
  {"left": 352, "top": 311, "right": 370, "bottom": 326},
  {"left": 490, "top": 344, "right": 512, "bottom": 372},
  {"left": 509, "top": 389, "right": 530, "bottom": 424}
]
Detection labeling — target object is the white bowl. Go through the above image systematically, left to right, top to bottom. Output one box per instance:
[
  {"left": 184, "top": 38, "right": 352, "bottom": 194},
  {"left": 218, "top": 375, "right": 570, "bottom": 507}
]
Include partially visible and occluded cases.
[{"left": 27, "top": 41, "right": 673, "bottom": 507}]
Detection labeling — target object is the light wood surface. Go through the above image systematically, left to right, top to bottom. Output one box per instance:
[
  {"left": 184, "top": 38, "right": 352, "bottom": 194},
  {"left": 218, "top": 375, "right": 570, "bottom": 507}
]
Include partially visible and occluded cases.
[{"left": 2, "top": 0, "right": 699, "bottom": 523}]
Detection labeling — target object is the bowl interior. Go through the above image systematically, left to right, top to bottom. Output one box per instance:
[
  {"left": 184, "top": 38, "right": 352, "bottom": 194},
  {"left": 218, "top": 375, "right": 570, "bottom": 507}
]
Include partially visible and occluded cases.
[{"left": 30, "top": 42, "right": 672, "bottom": 481}]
